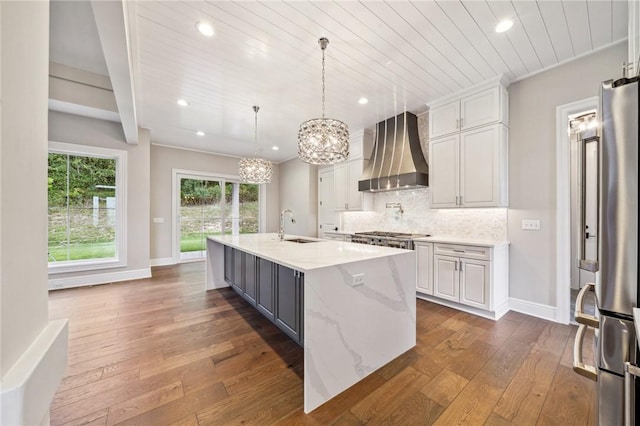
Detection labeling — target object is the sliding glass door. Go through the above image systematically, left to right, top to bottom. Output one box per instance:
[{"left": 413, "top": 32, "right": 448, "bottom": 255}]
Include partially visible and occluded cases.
[
  {"left": 177, "top": 174, "right": 260, "bottom": 261},
  {"left": 179, "top": 178, "right": 223, "bottom": 260}
]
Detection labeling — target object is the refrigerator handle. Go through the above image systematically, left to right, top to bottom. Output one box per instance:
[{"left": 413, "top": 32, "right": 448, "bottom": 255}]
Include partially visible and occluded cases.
[
  {"left": 577, "top": 134, "right": 600, "bottom": 272},
  {"left": 574, "top": 283, "right": 599, "bottom": 328},
  {"left": 573, "top": 324, "right": 598, "bottom": 381},
  {"left": 624, "top": 362, "right": 640, "bottom": 426}
]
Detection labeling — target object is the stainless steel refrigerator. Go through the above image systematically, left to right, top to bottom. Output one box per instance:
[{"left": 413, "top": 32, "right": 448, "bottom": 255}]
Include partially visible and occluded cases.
[{"left": 573, "top": 76, "right": 639, "bottom": 425}]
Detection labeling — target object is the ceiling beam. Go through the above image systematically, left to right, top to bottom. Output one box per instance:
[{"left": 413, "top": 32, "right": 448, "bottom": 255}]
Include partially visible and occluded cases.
[{"left": 90, "top": 0, "right": 138, "bottom": 144}]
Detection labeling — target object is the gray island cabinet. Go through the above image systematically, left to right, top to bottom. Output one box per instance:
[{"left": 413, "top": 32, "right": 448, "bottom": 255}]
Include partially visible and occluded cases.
[
  {"left": 206, "top": 233, "right": 416, "bottom": 413},
  {"left": 223, "top": 246, "right": 303, "bottom": 345}
]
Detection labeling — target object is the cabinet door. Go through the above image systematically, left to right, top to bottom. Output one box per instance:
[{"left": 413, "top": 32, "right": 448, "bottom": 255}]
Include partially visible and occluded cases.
[
  {"left": 460, "top": 87, "right": 500, "bottom": 130},
  {"left": 429, "top": 100, "right": 460, "bottom": 138},
  {"left": 460, "top": 125, "right": 499, "bottom": 207},
  {"left": 429, "top": 135, "right": 459, "bottom": 208},
  {"left": 347, "top": 160, "right": 363, "bottom": 210},
  {"left": 334, "top": 163, "right": 348, "bottom": 211},
  {"left": 416, "top": 243, "right": 433, "bottom": 295},
  {"left": 223, "top": 245, "right": 233, "bottom": 284},
  {"left": 232, "top": 249, "right": 244, "bottom": 295},
  {"left": 243, "top": 253, "right": 257, "bottom": 306},
  {"left": 433, "top": 255, "right": 459, "bottom": 302},
  {"left": 256, "top": 257, "right": 275, "bottom": 321},
  {"left": 460, "top": 259, "right": 490, "bottom": 310},
  {"left": 275, "top": 265, "right": 302, "bottom": 343}
]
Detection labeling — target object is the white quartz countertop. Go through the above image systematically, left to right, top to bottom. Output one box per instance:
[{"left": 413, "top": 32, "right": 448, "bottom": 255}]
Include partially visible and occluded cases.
[
  {"left": 208, "top": 233, "right": 412, "bottom": 272},
  {"left": 412, "top": 235, "right": 509, "bottom": 247}
]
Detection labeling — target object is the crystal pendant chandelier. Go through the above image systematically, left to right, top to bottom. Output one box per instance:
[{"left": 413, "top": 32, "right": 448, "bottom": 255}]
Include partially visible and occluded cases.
[
  {"left": 297, "top": 37, "right": 349, "bottom": 165},
  {"left": 239, "top": 106, "right": 273, "bottom": 184}
]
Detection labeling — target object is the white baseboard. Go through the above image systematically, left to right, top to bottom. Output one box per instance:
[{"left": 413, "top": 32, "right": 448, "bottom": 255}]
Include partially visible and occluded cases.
[
  {"left": 150, "top": 257, "right": 175, "bottom": 267},
  {"left": 48, "top": 268, "right": 151, "bottom": 290},
  {"left": 416, "top": 294, "right": 507, "bottom": 321},
  {"left": 509, "top": 297, "right": 557, "bottom": 322},
  {"left": 1, "top": 319, "right": 68, "bottom": 426}
]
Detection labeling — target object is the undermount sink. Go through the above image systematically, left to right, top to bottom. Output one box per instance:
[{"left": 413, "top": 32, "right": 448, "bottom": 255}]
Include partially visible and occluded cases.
[{"left": 284, "top": 238, "right": 319, "bottom": 243}]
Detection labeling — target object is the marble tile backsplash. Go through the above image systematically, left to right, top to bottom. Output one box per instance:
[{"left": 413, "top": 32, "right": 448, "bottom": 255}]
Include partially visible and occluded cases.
[{"left": 342, "top": 187, "right": 508, "bottom": 240}]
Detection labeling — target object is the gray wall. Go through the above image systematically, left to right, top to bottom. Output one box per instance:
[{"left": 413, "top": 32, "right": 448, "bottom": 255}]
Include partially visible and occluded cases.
[
  {"left": 1, "top": 0, "right": 50, "bottom": 376},
  {"left": 508, "top": 42, "right": 626, "bottom": 306},
  {"left": 48, "top": 110, "right": 151, "bottom": 277},
  {"left": 149, "top": 145, "right": 281, "bottom": 261},
  {"left": 279, "top": 158, "right": 318, "bottom": 237}
]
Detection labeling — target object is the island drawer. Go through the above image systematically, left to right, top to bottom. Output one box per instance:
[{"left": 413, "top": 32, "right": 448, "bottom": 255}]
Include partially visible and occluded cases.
[{"left": 433, "top": 243, "right": 491, "bottom": 261}]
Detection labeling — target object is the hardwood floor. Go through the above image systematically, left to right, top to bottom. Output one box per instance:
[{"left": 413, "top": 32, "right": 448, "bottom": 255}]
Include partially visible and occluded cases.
[{"left": 49, "top": 262, "right": 596, "bottom": 425}]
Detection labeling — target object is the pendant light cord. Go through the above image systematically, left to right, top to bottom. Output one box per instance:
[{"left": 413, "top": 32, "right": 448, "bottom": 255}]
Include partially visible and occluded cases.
[
  {"left": 318, "top": 37, "right": 329, "bottom": 119},
  {"left": 321, "top": 47, "right": 326, "bottom": 119}
]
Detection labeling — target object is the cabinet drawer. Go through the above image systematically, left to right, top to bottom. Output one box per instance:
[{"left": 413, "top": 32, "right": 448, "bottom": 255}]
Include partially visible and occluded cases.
[{"left": 434, "top": 243, "right": 491, "bottom": 261}]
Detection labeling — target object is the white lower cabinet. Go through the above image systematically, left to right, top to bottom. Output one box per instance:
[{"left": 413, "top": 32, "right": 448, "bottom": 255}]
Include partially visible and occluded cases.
[
  {"left": 417, "top": 241, "right": 509, "bottom": 319},
  {"left": 415, "top": 242, "right": 433, "bottom": 295},
  {"left": 459, "top": 258, "right": 490, "bottom": 310}
]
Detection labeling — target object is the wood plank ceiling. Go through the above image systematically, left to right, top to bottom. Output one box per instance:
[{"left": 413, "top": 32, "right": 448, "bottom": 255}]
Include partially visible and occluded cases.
[{"left": 130, "top": 1, "right": 627, "bottom": 162}]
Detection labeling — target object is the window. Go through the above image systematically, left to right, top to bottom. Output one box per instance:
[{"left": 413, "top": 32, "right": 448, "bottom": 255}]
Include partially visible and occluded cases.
[{"left": 48, "top": 142, "right": 126, "bottom": 273}]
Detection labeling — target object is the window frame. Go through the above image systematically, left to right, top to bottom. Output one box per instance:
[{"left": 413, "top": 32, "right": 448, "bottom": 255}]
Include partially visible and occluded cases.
[{"left": 47, "top": 141, "right": 127, "bottom": 274}]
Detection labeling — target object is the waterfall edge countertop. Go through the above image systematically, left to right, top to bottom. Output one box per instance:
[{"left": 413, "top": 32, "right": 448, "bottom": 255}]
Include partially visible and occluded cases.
[
  {"left": 206, "top": 232, "right": 416, "bottom": 413},
  {"left": 207, "top": 233, "right": 412, "bottom": 271}
]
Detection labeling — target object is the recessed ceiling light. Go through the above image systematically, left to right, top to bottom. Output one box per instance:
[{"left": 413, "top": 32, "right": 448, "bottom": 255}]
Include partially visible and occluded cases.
[
  {"left": 495, "top": 19, "right": 514, "bottom": 33},
  {"left": 196, "top": 21, "right": 214, "bottom": 37},
  {"left": 358, "top": 97, "right": 369, "bottom": 105},
  {"left": 177, "top": 99, "right": 189, "bottom": 107},
  {"left": 196, "top": 131, "right": 205, "bottom": 136},
  {"left": 272, "top": 146, "right": 279, "bottom": 151}
]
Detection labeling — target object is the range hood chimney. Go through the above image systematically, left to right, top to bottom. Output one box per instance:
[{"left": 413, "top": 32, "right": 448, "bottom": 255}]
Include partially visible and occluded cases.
[{"left": 358, "top": 112, "right": 429, "bottom": 192}]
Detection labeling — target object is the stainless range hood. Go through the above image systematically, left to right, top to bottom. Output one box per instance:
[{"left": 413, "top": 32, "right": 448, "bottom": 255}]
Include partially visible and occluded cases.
[{"left": 358, "top": 112, "right": 429, "bottom": 192}]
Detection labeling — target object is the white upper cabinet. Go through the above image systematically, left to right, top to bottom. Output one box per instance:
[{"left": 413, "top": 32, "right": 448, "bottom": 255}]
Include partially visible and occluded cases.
[
  {"left": 428, "top": 78, "right": 509, "bottom": 209},
  {"left": 429, "top": 85, "right": 508, "bottom": 139},
  {"left": 429, "top": 100, "right": 460, "bottom": 139},
  {"left": 430, "top": 124, "right": 508, "bottom": 208},
  {"left": 459, "top": 124, "right": 509, "bottom": 207},
  {"left": 429, "top": 134, "right": 460, "bottom": 208},
  {"left": 334, "top": 158, "right": 371, "bottom": 211}
]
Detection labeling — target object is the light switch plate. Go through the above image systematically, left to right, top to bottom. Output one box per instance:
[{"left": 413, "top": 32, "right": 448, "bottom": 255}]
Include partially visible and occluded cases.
[
  {"left": 153, "top": 217, "right": 165, "bottom": 224},
  {"left": 522, "top": 219, "right": 541, "bottom": 231}
]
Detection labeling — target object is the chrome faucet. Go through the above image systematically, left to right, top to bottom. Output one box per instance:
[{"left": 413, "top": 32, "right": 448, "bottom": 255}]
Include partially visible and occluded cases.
[{"left": 279, "top": 209, "right": 296, "bottom": 241}]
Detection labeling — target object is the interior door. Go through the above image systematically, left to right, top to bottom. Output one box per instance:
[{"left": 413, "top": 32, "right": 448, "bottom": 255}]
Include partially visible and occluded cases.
[
  {"left": 580, "top": 140, "right": 598, "bottom": 288},
  {"left": 318, "top": 168, "right": 338, "bottom": 236}
]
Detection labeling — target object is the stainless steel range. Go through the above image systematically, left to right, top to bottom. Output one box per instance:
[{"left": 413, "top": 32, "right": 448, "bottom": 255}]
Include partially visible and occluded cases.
[{"left": 350, "top": 231, "right": 431, "bottom": 250}]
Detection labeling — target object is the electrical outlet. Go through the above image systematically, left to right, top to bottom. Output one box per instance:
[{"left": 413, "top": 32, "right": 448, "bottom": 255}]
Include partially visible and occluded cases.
[
  {"left": 522, "top": 219, "right": 541, "bottom": 231},
  {"left": 352, "top": 273, "right": 365, "bottom": 286}
]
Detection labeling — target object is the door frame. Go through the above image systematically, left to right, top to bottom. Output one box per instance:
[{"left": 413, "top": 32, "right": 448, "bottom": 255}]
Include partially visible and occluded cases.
[
  {"left": 555, "top": 96, "right": 598, "bottom": 324},
  {"left": 171, "top": 169, "right": 267, "bottom": 263}
]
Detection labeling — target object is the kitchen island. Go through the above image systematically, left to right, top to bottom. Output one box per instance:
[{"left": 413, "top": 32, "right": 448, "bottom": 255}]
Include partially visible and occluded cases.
[{"left": 206, "top": 233, "right": 416, "bottom": 413}]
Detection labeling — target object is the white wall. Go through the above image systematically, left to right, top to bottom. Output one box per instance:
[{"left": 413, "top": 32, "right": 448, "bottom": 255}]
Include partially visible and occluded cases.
[
  {"left": 0, "top": 0, "right": 51, "bottom": 377},
  {"left": 508, "top": 42, "right": 626, "bottom": 307},
  {"left": 48, "top": 110, "right": 151, "bottom": 281},
  {"left": 149, "top": 145, "right": 280, "bottom": 261},
  {"left": 279, "top": 158, "right": 318, "bottom": 237}
]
